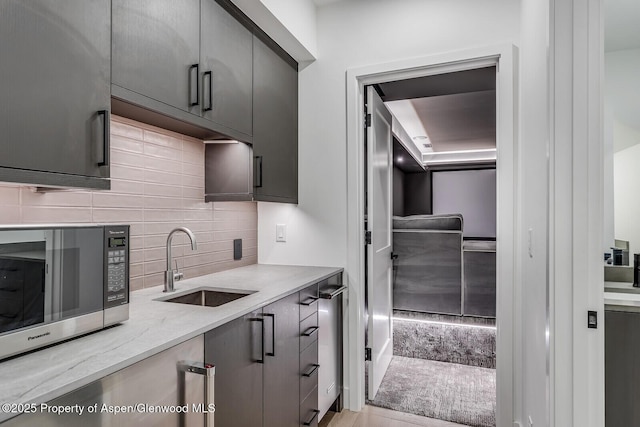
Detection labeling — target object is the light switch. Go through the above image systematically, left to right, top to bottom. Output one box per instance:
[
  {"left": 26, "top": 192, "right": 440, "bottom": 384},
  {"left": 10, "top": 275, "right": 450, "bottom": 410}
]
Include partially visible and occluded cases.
[{"left": 276, "top": 224, "right": 286, "bottom": 242}]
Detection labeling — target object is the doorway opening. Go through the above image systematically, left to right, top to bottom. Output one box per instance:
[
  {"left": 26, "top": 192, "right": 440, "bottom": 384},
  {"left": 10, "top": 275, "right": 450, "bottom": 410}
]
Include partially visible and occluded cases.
[
  {"left": 345, "top": 45, "right": 517, "bottom": 427},
  {"left": 364, "top": 67, "right": 498, "bottom": 427}
]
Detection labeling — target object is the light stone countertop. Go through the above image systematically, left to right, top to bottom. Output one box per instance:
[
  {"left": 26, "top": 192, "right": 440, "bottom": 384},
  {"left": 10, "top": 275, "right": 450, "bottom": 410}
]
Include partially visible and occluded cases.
[
  {"left": 0, "top": 264, "right": 342, "bottom": 423},
  {"left": 605, "top": 281, "right": 640, "bottom": 312}
]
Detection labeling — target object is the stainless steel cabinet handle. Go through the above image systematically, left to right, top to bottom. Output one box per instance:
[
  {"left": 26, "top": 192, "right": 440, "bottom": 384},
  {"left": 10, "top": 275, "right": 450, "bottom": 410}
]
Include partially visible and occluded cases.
[
  {"left": 189, "top": 64, "right": 200, "bottom": 107},
  {"left": 203, "top": 71, "right": 213, "bottom": 112},
  {"left": 97, "top": 110, "right": 110, "bottom": 166},
  {"left": 319, "top": 286, "right": 347, "bottom": 300},
  {"left": 300, "top": 296, "right": 319, "bottom": 306},
  {"left": 264, "top": 313, "right": 276, "bottom": 357},
  {"left": 250, "top": 317, "right": 265, "bottom": 363},
  {"left": 302, "top": 326, "right": 319, "bottom": 337},
  {"left": 179, "top": 361, "right": 215, "bottom": 427},
  {"left": 302, "top": 364, "right": 320, "bottom": 377},
  {"left": 303, "top": 409, "right": 320, "bottom": 426}
]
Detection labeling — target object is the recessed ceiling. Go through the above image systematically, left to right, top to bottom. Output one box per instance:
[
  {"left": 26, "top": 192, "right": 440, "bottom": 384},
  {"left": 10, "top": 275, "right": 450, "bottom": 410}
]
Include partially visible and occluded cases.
[
  {"left": 605, "top": 0, "right": 640, "bottom": 52},
  {"left": 379, "top": 67, "right": 496, "bottom": 156},
  {"left": 410, "top": 91, "right": 496, "bottom": 152}
]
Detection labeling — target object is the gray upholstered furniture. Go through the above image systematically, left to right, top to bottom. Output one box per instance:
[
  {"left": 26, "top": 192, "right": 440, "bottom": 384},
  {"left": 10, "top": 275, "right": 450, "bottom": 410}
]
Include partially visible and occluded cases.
[
  {"left": 392, "top": 214, "right": 464, "bottom": 315},
  {"left": 463, "top": 240, "right": 496, "bottom": 317}
]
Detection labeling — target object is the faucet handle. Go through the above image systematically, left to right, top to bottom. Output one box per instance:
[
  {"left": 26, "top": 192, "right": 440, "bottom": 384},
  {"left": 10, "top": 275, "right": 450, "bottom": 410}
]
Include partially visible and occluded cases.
[{"left": 173, "top": 260, "right": 183, "bottom": 282}]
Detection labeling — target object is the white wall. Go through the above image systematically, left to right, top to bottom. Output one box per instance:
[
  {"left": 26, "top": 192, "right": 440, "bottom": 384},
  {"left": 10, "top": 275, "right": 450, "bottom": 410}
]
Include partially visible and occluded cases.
[
  {"left": 258, "top": 0, "right": 520, "bottom": 269},
  {"left": 518, "top": 0, "right": 549, "bottom": 425},
  {"left": 605, "top": 49, "right": 640, "bottom": 253},
  {"left": 614, "top": 139, "right": 640, "bottom": 256}
]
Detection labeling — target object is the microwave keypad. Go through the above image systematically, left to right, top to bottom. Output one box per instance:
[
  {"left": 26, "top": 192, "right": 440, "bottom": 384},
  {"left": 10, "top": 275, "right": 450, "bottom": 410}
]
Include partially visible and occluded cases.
[{"left": 107, "top": 249, "right": 126, "bottom": 302}]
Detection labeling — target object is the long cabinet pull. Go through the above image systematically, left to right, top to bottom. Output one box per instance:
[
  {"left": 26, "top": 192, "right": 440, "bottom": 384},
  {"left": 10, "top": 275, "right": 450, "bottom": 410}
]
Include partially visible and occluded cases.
[
  {"left": 189, "top": 64, "right": 200, "bottom": 107},
  {"left": 203, "top": 71, "right": 213, "bottom": 112},
  {"left": 97, "top": 110, "right": 110, "bottom": 166},
  {"left": 254, "top": 156, "right": 263, "bottom": 188},
  {"left": 319, "top": 285, "right": 347, "bottom": 300},
  {"left": 300, "top": 296, "right": 318, "bottom": 306},
  {"left": 263, "top": 313, "right": 276, "bottom": 357},
  {"left": 250, "top": 317, "right": 264, "bottom": 363},
  {"left": 302, "top": 326, "right": 318, "bottom": 337},
  {"left": 178, "top": 361, "right": 215, "bottom": 427},
  {"left": 302, "top": 364, "right": 320, "bottom": 377},
  {"left": 303, "top": 409, "right": 320, "bottom": 426}
]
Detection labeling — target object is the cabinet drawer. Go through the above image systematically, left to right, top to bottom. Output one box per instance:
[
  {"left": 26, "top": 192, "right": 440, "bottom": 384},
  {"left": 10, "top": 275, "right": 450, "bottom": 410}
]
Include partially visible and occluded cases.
[
  {"left": 300, "top": 284, "right": 319, "bottom": 321},
  {"left": 300, "top": 312, "right": 319, "bottom": 352},
  {"left": 300, "top": 340, "right": 319, "bottom": 403},
  {"left": 300, "top": 387, "right": 319, "bottom": 427}
]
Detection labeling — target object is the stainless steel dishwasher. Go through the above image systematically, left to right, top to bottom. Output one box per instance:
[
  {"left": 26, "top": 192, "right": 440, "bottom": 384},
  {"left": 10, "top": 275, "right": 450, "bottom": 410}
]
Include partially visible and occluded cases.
[{"left": 318, "top": 283, "right": 346, "bottom": 421}]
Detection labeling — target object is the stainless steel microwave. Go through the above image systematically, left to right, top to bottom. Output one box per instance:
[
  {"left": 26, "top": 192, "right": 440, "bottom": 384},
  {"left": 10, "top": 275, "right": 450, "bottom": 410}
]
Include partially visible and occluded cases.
[{"left": 0, "top": 224, "right": 129, "bottom": 360}]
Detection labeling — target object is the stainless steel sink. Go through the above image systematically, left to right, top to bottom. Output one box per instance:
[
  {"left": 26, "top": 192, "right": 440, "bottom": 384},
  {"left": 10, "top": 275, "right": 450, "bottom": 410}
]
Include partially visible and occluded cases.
[{"left": 160, "top": 288, "right": 256, "bottom": 307}]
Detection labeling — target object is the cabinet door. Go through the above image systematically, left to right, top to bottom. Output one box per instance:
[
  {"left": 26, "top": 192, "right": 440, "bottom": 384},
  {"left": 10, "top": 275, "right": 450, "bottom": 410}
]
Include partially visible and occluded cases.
[
  {"left": 0, "top": 0, "right": 110, "bottom": 180},
  {"left": 112, "top": 0, "right": 200, "bottom": 114},
  {"left": 201, "top": 0, "right": 253, "bottom": 137},
  {"left": 253, "top": 36, "right": 298, "bottom": 203},
  {"left": 263, "top": 292, "right": 301, "bottom": 427},
  {"left": 205, "top": 310, "right": 263, "bottom": 427},
  {"left": 605, "top": 310, "right": 640, "bottom": 426}
]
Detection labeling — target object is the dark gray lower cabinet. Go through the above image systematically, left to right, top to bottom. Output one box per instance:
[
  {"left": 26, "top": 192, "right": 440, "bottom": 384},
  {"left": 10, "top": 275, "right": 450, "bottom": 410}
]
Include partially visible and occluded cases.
[
  {"left": 0, "top": 0, "right": 111, "bottom": 189},
  {"left": 253, "top": 35, "right": 298, "bottom": 204},
  {"left": 205, "top": 293, "right": 302, "bottom": 427},
  {"left": 264, "top": 293, "right": 302, "bottom": 427},
  {"left": 605, "top": 309, "right": 640, "bottom": 426},
  {"left": 204, "top": 310, "right": 263, "bottom": 427}
]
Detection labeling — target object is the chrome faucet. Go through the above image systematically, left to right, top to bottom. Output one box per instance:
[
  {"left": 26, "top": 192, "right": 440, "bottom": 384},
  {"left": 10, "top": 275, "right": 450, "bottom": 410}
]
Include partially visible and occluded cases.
[{"left": 164, "top": 227, "right": 198, "bottom": 292}]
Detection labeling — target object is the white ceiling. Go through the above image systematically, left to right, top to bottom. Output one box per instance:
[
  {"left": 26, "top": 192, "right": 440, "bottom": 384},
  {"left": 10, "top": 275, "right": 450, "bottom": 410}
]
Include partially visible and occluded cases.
[{"left": 379, "top": 67, "right": 496, "bottom": 157}]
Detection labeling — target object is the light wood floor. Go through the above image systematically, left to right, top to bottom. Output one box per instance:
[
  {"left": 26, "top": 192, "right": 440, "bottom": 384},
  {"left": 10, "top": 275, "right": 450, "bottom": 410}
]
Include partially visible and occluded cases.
[{"left": 319, "top": 405, "right": 469, "bottom": 427}]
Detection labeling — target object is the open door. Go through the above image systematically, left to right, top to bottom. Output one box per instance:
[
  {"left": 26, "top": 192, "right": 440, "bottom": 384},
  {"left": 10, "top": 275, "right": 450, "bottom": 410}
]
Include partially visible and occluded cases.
[{"left": 365, "top": 85, "right": 394, "bottom": 399}]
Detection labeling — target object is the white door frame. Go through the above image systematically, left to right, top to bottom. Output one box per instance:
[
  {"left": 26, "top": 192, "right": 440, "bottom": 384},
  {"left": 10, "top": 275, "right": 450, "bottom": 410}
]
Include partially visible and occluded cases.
[{"left": 345, "top": 44, "right": 518, "bottom": 426}]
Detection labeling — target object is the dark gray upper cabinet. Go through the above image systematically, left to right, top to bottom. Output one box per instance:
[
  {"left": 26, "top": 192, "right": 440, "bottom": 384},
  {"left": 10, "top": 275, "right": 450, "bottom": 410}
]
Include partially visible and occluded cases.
[
  {"left": 0, "top": 0, "right": 111, "bottom": 189},
  {"left": 112, "top": 0, "right": 200, "bottom": 115},
  {"left": 112, "top": 0, "right": 253, "bottom": 141},
  {"left": 201, "top": 0, "right": 253, "bottom": 137},
  {"left": 253, "top": 35, "right": 298, "bottom": 204}
]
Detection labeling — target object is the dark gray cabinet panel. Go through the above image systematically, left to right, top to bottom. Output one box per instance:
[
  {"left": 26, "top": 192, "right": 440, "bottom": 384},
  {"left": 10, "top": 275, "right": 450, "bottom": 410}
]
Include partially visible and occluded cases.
[
  {"left": 0, "top": 0, "right": 110, "bottom": 188},
  {"left": 112, "top": 0, "right": 200, "bottom": 115},
  {"left": 201, "top": 0, "right": 253, "bottom": 136},
  {"left": 253, "top": 35, "right": 298, "bottom": 204},
  {"left": 264, "top": 292, "right": 301, "bottom": 427},
  {"left": 204, "top": 310, "right": 263, "bottom": 427},
  {"left": 605, "top": 310, "right": 640, "bottom": 426}
]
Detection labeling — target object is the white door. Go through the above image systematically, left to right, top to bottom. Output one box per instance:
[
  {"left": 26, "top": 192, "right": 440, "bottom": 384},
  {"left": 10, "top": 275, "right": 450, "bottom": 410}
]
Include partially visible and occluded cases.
[{"left": 366, "top": 86, "right": 394, "bottom": 399}]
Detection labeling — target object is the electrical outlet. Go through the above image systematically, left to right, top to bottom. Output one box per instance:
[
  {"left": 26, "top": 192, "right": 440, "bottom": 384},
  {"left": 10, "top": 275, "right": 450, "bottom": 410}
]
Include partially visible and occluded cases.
[{"left": 276, "top": 224, "right": 286, "bottom": 242}]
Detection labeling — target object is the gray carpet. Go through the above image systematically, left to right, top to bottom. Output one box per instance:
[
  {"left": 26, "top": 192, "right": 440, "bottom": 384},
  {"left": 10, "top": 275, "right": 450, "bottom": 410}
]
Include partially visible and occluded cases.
[
  {"left": 393, "top": 312, "right": 496, "bottom": 368},
  {"left": 370, "top": 356, "right": 496, "bottom": 427}
]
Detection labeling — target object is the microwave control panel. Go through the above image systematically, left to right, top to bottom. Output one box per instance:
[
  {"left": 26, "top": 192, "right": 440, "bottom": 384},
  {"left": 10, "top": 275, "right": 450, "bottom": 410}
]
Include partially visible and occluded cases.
[{"left": 104, "top": 226, "right": 129, "bottom": 308}]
